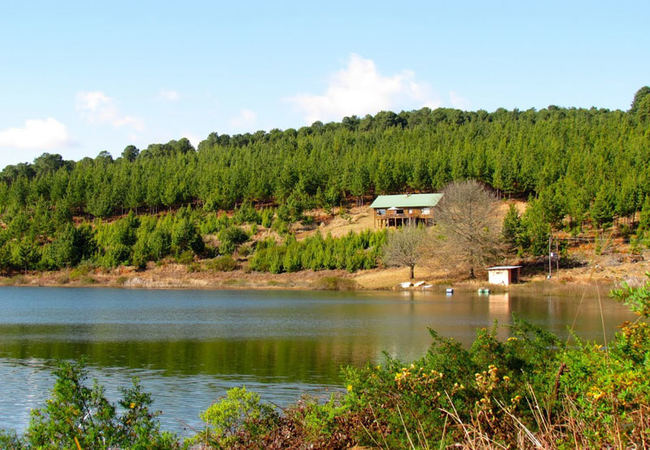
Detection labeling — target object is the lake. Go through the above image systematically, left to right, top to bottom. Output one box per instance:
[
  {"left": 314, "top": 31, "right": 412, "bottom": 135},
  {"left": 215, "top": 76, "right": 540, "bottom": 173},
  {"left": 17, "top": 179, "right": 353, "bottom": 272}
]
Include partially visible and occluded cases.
[{"left": 0, "top": 286, "right": 635, "bottom": 435}]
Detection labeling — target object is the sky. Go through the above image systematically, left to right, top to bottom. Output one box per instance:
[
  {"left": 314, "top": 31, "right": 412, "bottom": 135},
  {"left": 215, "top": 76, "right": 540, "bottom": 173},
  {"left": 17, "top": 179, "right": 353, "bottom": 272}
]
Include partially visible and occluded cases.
[{"left": 0, "top": 0, "right": 648, "bottom": 168}]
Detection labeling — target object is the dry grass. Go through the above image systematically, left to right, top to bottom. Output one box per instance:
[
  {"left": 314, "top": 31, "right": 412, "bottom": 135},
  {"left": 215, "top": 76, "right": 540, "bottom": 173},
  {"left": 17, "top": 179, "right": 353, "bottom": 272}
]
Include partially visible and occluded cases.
[
  {"left": 297, "top": 206, "right": 375, "bottom": 239},
  {"left": 8, "top": 254, "right": 645, "bottom": 293},
  {"left": 15, "top": 263, "right": 362, "bottom": 291},
  {"left": 353, "top": 266, "right": 436, "bottom": 290},
  {"left": 439, "top": 393, "right": 650, "bottom": 450}
]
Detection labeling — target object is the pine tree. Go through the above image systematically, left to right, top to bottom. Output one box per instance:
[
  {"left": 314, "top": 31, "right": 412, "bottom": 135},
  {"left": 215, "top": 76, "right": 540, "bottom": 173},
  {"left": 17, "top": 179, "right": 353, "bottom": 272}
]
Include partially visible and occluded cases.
[
  {"left": 591, "top": 184, "right": 616, "bottom": 228},
  {"left": 502, "top": 204, "right": 522, "bottom": 250}
]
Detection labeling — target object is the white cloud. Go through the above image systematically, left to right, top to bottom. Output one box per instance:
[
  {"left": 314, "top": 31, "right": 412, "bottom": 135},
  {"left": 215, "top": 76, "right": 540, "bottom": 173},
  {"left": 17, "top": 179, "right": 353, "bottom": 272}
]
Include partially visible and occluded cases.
[
  {"left": 288, "top": 54, "right": 441, "bottom": 124},
  {"left": 159, "top": 89, "right": 180, "bottom": 101},
  {"left": 76, "top": 91, "right": 144, "bottom": 130},
  {"left": 449, "top": 91, "right": 471, "bottom": 110},
  {"left": 229, "top": 109, "right": 257, "bottom": 128},
  {"left": 0, "top": 118, "right": 74, "bottom": 150},
  {"left": 183, "top": 133, "right": 202, "bottom": 149}
]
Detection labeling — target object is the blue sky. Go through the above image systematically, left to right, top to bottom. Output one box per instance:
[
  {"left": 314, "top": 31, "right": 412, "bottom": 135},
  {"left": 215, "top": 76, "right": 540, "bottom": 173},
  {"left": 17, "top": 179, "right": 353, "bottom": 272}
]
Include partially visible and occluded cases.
[{"left": 0, "top": 0, "right": 648, "bottom": 168}]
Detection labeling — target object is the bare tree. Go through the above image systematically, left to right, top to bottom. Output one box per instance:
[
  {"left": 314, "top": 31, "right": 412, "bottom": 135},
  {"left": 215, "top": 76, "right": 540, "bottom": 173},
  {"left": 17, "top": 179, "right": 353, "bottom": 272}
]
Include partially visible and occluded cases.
[
  {"left": 435, "top": 180, "right": 502, "bottom": 278},
  {"left": 383, "top": 224, "right": 428, "bottom": 279}
]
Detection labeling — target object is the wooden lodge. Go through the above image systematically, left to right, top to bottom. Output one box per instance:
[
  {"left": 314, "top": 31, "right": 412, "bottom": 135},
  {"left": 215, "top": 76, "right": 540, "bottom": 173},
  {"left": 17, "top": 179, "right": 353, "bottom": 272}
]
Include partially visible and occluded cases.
[{"left": 370, "top": 193, "right": 443, "bottom": 228}]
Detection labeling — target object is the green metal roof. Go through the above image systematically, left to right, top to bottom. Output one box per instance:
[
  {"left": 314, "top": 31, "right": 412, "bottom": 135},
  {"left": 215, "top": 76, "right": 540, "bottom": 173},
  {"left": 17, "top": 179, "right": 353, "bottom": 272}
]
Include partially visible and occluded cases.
[{"left": 369, "top": 193, "right": 443, "bottom": 209}]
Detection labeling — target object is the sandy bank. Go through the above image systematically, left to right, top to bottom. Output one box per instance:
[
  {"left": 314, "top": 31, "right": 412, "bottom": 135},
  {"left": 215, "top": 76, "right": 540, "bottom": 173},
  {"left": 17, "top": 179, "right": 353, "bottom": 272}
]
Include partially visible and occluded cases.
[{"left": 2, "top": 256, "right": 646, "bottom": 295}]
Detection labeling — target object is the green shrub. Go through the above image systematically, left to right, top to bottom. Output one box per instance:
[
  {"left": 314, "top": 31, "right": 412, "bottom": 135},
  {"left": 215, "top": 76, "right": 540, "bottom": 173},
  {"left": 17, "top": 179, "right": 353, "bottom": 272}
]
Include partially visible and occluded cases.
[
  {"left": 232, "top": 203, "right": 261, "bottom": 225},
  {"left": 276, "top": 204, "right": 292, "bottom": 222},
  {"left": 260, "top": 209, "right": 274, "bottom": 228},
  {"left": 271, "top": 218, "right": 289, "bottom": 235},
  {"left": 171, "top": 219, "right": 204, "bottom": 255},
  {"left": 218, "top": 226, "right": 248, "bottom": 255},
  {"left": 100, "top": 243, "right": 132, "bottom": 268},
  {"left": 238, "top": 243, "right": 253, "bottom": 257},
  {"left": 176, "top": 250, "right": 195, "bottom": 265},
  {"left": 205, "top": 255, "right": 238, "bottom": 272},
  {"left": 69, "top": 261, "right": 95, "bottom": 280},
  {"left": 187, "top": 262, "right": 202, "bottom": 273},
  {"left": 612, "top": 272, "right": 650, "bottom": 318},
  {"left": 2, "top": 274, "right": 27, "bottom": 285},
  {"left": 55, "top": 274, "right": 70, "bottom": 285},
  {"left": 80, "top": 275, "right": 97, "bottom": 285},
  {"left": 314, "top": 276, "right": 357, "bottom": 291},
  {"left": 23, "top": 361, "right": 178, "bottom": 449},
  {"left": 189, "top": 387, "right": 277, "bottom": 448},
  {"left": 0, "top": 430, "right": 23, "bottom": 450}
]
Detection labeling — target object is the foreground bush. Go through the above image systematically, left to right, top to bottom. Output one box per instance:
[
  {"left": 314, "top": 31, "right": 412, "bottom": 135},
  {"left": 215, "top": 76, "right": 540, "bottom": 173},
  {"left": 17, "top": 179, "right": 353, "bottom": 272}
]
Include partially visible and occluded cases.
[
  {"left": 189, "top": 276, "right": 650, "bottom": 449},
  {"left": 192, "top": 325, "right": 649, "bottom": 449},
  {"left": 0, "top": 361, "right": 178, "bottom": 449}
]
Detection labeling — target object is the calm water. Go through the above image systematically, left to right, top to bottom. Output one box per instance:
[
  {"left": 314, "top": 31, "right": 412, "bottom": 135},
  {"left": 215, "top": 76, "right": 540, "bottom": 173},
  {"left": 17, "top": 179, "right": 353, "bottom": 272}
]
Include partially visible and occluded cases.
[{"left": 0, "top": 287, "right": 635, "bottom": 434}]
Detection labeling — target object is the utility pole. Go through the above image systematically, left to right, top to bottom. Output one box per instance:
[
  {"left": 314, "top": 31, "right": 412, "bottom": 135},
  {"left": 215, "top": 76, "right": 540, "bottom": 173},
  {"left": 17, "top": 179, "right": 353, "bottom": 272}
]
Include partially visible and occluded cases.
[
  {"left": 547, "top": 236, "right": 560, "bottom": 279},
  {"left": 548, "top": 236, "right": 552, "bottom": 278}
]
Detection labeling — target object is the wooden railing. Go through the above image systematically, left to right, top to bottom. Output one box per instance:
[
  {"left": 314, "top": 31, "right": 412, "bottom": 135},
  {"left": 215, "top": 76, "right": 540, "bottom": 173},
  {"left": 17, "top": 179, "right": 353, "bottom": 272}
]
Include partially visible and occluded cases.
[{"left": 375, "top": 211, "right": 433, "bottom": 219}]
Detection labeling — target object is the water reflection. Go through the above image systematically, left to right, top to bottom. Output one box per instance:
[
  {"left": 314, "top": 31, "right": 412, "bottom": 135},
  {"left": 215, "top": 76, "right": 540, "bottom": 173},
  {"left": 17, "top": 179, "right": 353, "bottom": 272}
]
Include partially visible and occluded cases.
[
  {"left": 487, "top": 293, "right": 510, "bottom": 316},
  {"left": 0, "top": 358, "right": 333, "bottom": 435}
]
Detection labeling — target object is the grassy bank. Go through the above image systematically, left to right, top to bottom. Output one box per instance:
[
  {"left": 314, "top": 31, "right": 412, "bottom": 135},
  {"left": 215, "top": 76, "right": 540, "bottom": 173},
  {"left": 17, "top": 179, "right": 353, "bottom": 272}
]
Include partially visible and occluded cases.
[
  {"left": 2, "top": 257, "right": 645, "bottom": 295},
  {"left": 0, "top": 264, "right": 363, "bottom": 291}
]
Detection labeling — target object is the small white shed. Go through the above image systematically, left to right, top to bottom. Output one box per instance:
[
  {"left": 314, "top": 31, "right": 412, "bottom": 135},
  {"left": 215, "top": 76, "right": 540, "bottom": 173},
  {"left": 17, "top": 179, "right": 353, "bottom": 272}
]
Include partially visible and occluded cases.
[{"left": 486, "top": 266, "right": 521, "bottom": 286}]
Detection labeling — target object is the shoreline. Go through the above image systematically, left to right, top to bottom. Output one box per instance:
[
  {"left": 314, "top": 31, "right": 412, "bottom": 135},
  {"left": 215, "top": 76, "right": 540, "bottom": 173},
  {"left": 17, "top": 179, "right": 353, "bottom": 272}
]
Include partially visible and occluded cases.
[{"left": 1, "top": 261, "right": 640, "bottom": 296}]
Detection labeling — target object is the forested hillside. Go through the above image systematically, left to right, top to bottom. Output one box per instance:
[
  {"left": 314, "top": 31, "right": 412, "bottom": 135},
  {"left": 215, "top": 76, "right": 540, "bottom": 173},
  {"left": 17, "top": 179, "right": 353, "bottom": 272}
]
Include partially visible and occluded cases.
[{"left": 0, "top": 88, "right": 649, "bottom": 274}]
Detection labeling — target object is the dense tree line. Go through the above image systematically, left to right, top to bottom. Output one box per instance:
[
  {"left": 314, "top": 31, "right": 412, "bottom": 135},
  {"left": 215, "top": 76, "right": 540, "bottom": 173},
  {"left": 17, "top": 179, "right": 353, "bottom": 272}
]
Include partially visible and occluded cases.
[
  {"left": 0, "top": 88, "right": 648, "bottom": 272},
  {"left": 2, "top": 88, "right": 649, "bottom": 218},
  {"left": 0, "top": 199, "right": 386, "bottom": 274},
  {"left": 0, "top": 206, "right": 207, "bottom": 273},
  {"left": 249, "top": 230, "right": 386, "bottom": 274}
]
